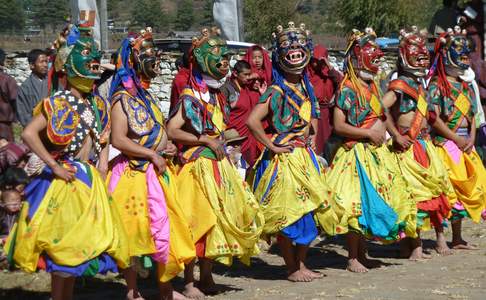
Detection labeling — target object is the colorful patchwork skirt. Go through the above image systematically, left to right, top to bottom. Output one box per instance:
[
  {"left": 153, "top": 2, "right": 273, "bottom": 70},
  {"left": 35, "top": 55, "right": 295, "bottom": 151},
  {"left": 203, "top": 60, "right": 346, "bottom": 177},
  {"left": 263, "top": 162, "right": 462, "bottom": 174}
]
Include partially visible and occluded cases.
[
  {"left": 392, "top": 139, "right": 454, "bottom": 230},
  {"left": 436, "top": 140, "right": 486, "bottom": 223},
  {"left": 318, "top": 143, "right": 417, "bottom": 241},
  {"left": 251, "top": 147, "right": 334, "bottom": 245},
  {"left": 108, "top": 156, "right": 195, "bottom": 282},
  {"left": 176, "top": 156, "right": 264, "bottom": 266},
  {"left": 5, "top": 160, "right": 130, "bottom": 276}
]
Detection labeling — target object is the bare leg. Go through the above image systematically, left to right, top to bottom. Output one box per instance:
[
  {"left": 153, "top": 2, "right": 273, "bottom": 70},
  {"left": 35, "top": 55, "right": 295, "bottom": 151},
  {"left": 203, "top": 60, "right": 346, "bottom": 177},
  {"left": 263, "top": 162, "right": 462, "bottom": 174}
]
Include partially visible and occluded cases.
[
  {"left": 451, "top": 219, "right": 478, "bottom": 249},
  {"left": 435, "top": 224, "right": 453, "bottom": 255},
  {"left": 409, "top": 231, "right": 431, "bottom": 260},
  {"left": 346, "top": 232, "right": 368, "bottom": 273},
  {"left": 279, "top": 235, "right": 313, "bottom": 282},
  {"left": 358, "top": 236, "right": 381, "bottom": 269},
  {"left": 399, "top": 237, "right": 412, "bottom": 258},
  {"left": 296, "top": 245, "right": 324, "bottom": 279},
  {"left": 199, "top": 258, "right": 217, "bottom": 294},
  {"left": 183, "top": 259, "right": 205, "bottom": 299},
  {"left": 122, "top": 267, "right": 144, "bottom": 300},
  {"left": 51, "top": 274, "right": 65, "bottom": 300},
  {"left": 62, "top": 276, "right": 75, "bottom": 300},
  {"left": 159, "top": 281, "right": 174, "bottom": 300}
]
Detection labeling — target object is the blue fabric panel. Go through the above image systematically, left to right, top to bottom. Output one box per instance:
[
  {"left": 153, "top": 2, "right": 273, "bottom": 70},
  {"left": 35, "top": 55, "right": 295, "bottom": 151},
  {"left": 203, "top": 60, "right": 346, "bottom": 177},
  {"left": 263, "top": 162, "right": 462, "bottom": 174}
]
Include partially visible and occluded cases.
[
  {"left": 356, "top": 157, "right": 398, "bottom": 238},
  {"left": 281, "top": 212, "right": 318, "bottom": 245},
  {"left": 44, "top": 253, "right": 118, "bottom": 277}
]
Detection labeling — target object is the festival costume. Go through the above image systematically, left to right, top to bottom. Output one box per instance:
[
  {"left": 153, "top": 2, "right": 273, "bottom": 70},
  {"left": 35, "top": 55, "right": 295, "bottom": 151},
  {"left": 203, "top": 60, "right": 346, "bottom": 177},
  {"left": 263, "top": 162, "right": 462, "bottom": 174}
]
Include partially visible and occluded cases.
[
  {"left": 250, "top": 22, "right": 332, "bottom": 245},
  {"left": 5, "top": 25, "right": 130, "bottom": 276},
  {"left": 171, "top": 28, "right": 264, "bottom": 266},
  {"left": 428, "top": 28, "right": 486, "bottom": 222},
  {"left": 107, "top": 29, "right": 195, "bottom": 282},
  {"left": 318, "top": 29, "right": 416, "bottom": 240},
  {"left": 388, "top": 29, "right": 454, "bottom": 230}
]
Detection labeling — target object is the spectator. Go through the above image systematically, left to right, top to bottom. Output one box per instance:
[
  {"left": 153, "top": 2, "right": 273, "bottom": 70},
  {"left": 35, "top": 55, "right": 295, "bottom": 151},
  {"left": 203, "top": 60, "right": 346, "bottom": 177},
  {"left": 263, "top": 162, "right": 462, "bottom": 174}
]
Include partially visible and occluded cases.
[
  {"left": 429, "top": 0, "right": 460, "bottom": 36},
  {"left": 307, "top": 44, "right": 343, "bottom": 158},
  {"left": 0, "top": 48, "right": 18, "bottom": 142},
  {"left": 16, "top": 49, "right": 49, "bottom": 127},
  {"left": 169, "top": 50, "right": 190, "bottom": 114},
  {"left": 223, "top": 60, "right": 264, "bottom": 167},
  {"left": 0, "top": 140, "right": 30, "bottom": 173}
]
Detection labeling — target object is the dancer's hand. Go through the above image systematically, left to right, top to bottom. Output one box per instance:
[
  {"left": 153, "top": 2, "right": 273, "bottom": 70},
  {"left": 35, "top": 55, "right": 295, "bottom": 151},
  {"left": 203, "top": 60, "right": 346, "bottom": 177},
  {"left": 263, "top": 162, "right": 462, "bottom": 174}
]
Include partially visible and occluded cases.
[
  {"left": 367, "top": 128, "right": 385, "bottom": 146},
  {"left": 309, "top": 134, "right": 318, "bottom": 151},
  {"left": 393, "top": 134, "right": 413, "bottom": 151},
  {"left": 454, "top": 136, "right": 468, "bottom": 151},
  {"left": 464, "top": 137, "right": 475, "bottom": 154},
  {"left": 206, "top": 138, "right": 225, "bottom": 160},
  {"left": 164, "top": 141, "right": 178, "bottom": 157},
  {"left": 270, "top": 144, "right": 293, "bottom": 154},
  {"left": 150, "top": 152, "right": 167, "bottom": 174},
  {"left": 97, "top": 162, "right": 108, "bottom": 180},
  {"left": 52, "top": 164, "right": 75, "bottom": 182}
]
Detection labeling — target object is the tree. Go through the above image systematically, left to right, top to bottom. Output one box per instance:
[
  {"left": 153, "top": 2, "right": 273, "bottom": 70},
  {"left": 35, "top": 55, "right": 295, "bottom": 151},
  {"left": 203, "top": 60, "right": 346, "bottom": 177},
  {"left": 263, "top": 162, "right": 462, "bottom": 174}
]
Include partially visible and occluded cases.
[
  {"left": 0, "top": 0, "right": 25, "bottom": 32},
  {"left": 31, "top": 0, "right": 69, "bottom": 32},
  {"left": 130, "top": 0, "right": 167, "bottom": 31},
  {"left": 175, "top": 0, "right": 194, "bottom": 31},
  {"left": 199, "top": 0, "right": 214, "bottom": 27},
  {"left": 244, "top": 0, "right": 304, "bottom": 45},
  {"left": 333, "top": 0, "right": 443, "bottom": 36}
]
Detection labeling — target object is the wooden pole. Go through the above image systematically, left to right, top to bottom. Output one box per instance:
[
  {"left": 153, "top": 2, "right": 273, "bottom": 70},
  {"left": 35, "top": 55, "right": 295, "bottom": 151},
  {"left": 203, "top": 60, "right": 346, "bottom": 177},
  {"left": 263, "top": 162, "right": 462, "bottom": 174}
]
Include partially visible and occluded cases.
[{"left": 100, "top": 0, "right": 109, "bottom": 51}]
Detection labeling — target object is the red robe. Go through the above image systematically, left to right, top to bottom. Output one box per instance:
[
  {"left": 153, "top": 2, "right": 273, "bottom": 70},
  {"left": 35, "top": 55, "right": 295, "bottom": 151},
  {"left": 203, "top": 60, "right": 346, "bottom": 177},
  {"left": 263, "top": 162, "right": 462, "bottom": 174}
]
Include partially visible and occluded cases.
[
  {"left": 243, "top": 45, "right": 272, "bottom": 85},
  {"left": 307, "top": 45, "right": 343, "bottom": 155},
  {"left": 169, "top": 67, "right": 191, "bottom": 114},
  {"left": 228, "top": 85, "right": 262, "bottom": 166}
]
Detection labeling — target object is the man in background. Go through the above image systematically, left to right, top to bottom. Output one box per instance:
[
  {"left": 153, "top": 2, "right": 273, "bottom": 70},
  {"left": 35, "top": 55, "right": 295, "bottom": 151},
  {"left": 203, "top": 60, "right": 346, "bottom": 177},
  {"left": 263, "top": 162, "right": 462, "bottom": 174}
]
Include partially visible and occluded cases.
[
  {"left": 0, "top": 48, "right": 18, "bottom": 142},
  {"left": 16, "top": 49, "right": 48, "bottom": 127}
]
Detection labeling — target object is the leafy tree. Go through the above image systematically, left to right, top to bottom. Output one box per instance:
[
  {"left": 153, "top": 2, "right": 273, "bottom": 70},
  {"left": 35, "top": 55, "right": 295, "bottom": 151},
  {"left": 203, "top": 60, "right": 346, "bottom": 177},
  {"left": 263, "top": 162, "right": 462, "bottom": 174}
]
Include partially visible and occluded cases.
[
  {"left": 0, "top": 0, "right": 25, "bottom": 32},
  {"left": 31, "top": 0, "right": 69, "bottom": 32},
  {"left": 131, "top": 0, "right": 167, "bottom": 31},
  {"left": 175, "top": 0, "right": 194, "bottom": 30},
  {"left": 199, "top": 0, "right": 214, "bottom": 27},
  {"left": 244, "top": 0, "right": 305, "bottom": 45},
  {"left": 333, "top": 0, "right": 443, "bottom": 36}
]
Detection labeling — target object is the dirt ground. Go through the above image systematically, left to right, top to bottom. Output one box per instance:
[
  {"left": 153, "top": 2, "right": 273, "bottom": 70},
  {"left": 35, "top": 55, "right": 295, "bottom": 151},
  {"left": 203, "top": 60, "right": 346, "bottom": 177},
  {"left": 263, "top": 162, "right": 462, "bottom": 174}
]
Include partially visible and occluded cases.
[{"left": 1, "top": 220, "right": 485, "bottom": 300}]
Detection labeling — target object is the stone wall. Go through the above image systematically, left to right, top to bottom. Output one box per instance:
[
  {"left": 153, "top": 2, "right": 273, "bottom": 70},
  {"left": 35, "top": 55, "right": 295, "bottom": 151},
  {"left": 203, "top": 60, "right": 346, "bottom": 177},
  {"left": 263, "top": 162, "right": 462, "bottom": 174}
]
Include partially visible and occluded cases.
[
  {"left": 4, "top": 50, "right": 398, "bottom": 115},
  {"left": 3, "top": 52, "right": 181, "bottom": 115}
]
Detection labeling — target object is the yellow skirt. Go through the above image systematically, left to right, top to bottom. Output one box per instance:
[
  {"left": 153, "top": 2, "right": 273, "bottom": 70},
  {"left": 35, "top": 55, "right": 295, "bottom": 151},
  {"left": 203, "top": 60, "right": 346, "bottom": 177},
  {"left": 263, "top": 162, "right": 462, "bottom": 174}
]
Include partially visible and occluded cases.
[
  {"left": 436, "top": 142, "right": 486, "bottom": 223},
  {"left": 318, "top": 143, "right": 417, "bottom": 240},
  {"left": 250, "top": 147, "right": 333, "bottom": 237},
  {"left": 176, "top": 156, "right": 264, "bottom": 266},
  {"left": 108, "top": 160, "right": 195, "bottom": 282},
  {"left": 5, "top": 162, "right": 130, "bottom": 274}
]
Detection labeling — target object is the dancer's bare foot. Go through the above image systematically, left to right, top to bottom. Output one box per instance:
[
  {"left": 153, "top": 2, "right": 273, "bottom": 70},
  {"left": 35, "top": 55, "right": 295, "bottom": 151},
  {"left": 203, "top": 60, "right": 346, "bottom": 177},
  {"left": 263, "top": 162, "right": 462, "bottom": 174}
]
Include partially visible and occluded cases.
[
  {"left": 452, "top": 240, "right": 479, "bottom": 250},
  {"left": 435, "top": 241, "right": 453, "bottom": 256},
  {"left": 409, "top": 246, "right": 432, "bottom": 261},
  {"left": 347, "top": 258, "right": 368, "bottom": 273},
  {"left": 302, "top": 266, "right": 325, "bottom": 279},
  {"left": 287, "top": 269, "right": 314, "bottom": 282},
  {"left": 183, "top": 283, "right": 205, "bottom": 300},
  {"left": 126, "top": 290, "right": 145, "bottom": 300},
  {"left": 173, "top": 291, "right": 189, "bottom": 300}
]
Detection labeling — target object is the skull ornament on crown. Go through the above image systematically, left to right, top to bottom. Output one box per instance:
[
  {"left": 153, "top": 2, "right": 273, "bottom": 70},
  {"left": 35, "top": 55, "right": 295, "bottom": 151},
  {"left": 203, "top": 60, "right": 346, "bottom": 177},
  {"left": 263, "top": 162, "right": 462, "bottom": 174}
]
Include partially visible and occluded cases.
[
  {"left": 272, "top": 21, "right": 313, "bottom": 75},
  {"left": 398, "top": 26, "right": 430, "bottom": 77},
  {"left": 440, "top": 26, "right": 473, "bottom": 76},
  {"left": 192, "top": 27, "right": 231, "bottom": 80},
  {"left": 346, "top": 28, "right": 384, "bottom": 79}
]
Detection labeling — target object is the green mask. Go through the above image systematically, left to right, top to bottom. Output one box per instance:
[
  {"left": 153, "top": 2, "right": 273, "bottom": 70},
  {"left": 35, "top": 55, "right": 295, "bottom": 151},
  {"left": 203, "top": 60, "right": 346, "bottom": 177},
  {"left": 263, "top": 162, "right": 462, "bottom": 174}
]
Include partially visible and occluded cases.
[
  {"left": 65, "top": 28, "right": 101, "bottom": 81},
  {"left": 194, "top": 37, "right": 230, "bottom": 80}
]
